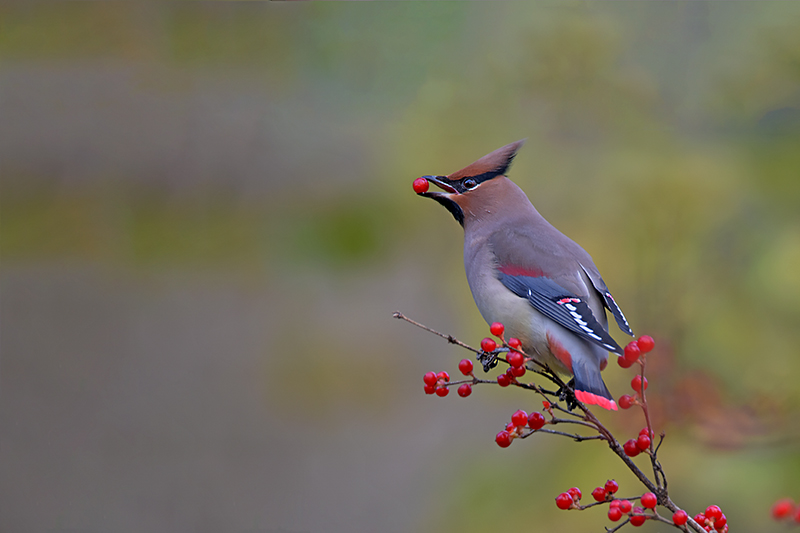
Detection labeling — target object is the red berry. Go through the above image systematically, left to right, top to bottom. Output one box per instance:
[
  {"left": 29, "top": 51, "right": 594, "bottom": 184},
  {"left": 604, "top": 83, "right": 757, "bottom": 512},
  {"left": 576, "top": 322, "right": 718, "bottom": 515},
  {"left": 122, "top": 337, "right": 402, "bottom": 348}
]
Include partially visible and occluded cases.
[
  {"left": 412, "top": 177, "right": 429, "bottom": 194},
  {"left": 490, "top": 322, "right": 505, "bottom": 337},
  {"left": 637, "top": 335, "right": 655, "bottom": 353},
  {"left": 508, "top": 337, "right": 521, "bottom": 349},
  {"left": 481, "top": 338, "right": 497, "bottom": 352},
  {"left": 624, "top": 342, "right": 641, "bottom": 363},
  {"left": 507, "top": 351, "right": 524, "bottom": 368},
  {"left": 617, "top": 355, "right": 634, "bottom": 368},
  {"left": 458, "top": 359, "right": 473, "bottom": 376},
  {"left": 510, "top": 365, "right": 526, "bottom": 377},
  {"left": 437, "top": 371, "right": 450, "bottom": 382},
  {"left": 423, "top": 372, "right": 438, "bottom": 386},
  {"left": 497, "top": 373, "right": 511, "bottom": 387},
  {"left": 631, "top": 374, "right": 648, "bottom": 392},
  {"left": 457, "top": 383, "right": 472, "bottom": 397},
  {"left": 424, "top": 384, "right": 436, "bottom": 395},
  {"left": 435, "top": 386, "right": 449, "bottom": 397},
  {"left": 618, "top": 395, "right": 635, "bottom": 409},
  {"left": 542, "top": 401, "right": 551, "bottom": 410},
  {"left": 511, "top": 409, "right": 528, "bottom": 427},
  {"left": 528, "top": 412, "right": 546, "bottom": 430},
  {"left": 505, "top": 422, "right": 515, "bottom": 432},
  {"left": 639, "top": 427, "right": 653, "bottom": 437},
  {"left": 495, "top": 430, "right": 512, "bottom": 448},
  {"left": 637, "top": 434, "right": 651, "bottom": 451},
  {"left": 623, "top": 439, "right": 640, "bottom": 457},
  {"left": 604, "top": 479, "right": 619, "bottom": 494},
  {"left": 568, "top": 487, "right": 582, "bottom": 501},
  {"left": 591, "top": 487, "right": 607, "bottom": 502},
  {"left": 555, "top": 492, "right": 573, "bottom": 510},
  {"left": 641, "top": 492, "right": 657, "bottom": 509},
  {"left": 772, "top": 498, "right": 794, "bottom": 520},
  {"left": 609, "top": 499, "right": 621, "bottom": 509},
  {"left": 618, "top": 499, "right": 632, "bottom": 513},
  {"left": 705, "top": 505, "right": 722, "bottom": 521},
  {"left": 793, "top": 506, "right": 800, "bottom": 523},
  {"left": 608, "top": 507, "right": 623, "bottom": 521},
  {"left": 673, "top": 509, "right": 688, "bottom": 526},
  {"left": 630, "top": 512, "right": 647, "bottom": 527},
  {"left": 694, "top": 513, "right": 707, "bottom": 524},
  {"left": 715, "top": 514, "right": 727, "bottom": 529}
]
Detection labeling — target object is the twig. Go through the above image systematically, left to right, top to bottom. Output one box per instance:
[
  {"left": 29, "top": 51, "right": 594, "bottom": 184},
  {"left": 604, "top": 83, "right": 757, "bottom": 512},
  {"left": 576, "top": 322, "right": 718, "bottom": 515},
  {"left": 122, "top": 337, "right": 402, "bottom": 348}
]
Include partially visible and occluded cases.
[
  {"left": 393, "top": 312, "right": 480, "bottom": 354},
  {"left": 521, "top": 428, "right": 606, "bottom": 442},
  {"left": 604, "top": 517, "right": 631, "bottom": 533}
]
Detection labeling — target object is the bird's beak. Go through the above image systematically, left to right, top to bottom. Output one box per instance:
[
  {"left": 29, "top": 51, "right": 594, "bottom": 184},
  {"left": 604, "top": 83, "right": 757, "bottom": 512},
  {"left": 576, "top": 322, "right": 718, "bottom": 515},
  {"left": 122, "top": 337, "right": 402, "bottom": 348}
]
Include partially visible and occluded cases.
[
  {"left": 416, "top": 175, "right": 465, "bottom": 226},
  {"left": 418, "top": 175, "right": 457, "bottom": 198}
]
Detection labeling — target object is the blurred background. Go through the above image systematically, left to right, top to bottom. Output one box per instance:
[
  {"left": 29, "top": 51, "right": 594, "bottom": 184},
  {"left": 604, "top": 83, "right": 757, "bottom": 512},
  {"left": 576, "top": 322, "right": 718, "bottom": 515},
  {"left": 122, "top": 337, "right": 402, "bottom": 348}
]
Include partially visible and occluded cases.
[{"left": 2, "top": 2, "right": 800, "bottom": 532}]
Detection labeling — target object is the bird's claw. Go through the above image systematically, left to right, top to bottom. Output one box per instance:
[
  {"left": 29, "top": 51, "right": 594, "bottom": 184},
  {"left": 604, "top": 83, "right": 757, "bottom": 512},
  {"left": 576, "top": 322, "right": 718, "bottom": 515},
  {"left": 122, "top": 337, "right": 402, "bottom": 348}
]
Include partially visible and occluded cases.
[
  {"left": 478, "top": 347, "right": 509, "bottom": 373},
  {"left": 558, "top": 378, "right": 579, "bottom": 411}
]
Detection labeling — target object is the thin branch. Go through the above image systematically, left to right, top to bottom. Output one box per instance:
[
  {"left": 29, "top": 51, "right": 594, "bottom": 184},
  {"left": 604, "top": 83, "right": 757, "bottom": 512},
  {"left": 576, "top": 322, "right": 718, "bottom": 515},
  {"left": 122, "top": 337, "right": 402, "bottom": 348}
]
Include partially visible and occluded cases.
[
  {"left": 393, "top": 312, "right": 480, "bottom": 354},
  {"left": 550, "top": 402, "right": 590, "bottom": 419},
  {"left": 549, "top": 417, "right": 600, "bottom": 430},
  {"left": 520, "top": 428, "right": 606, "bottom": 442},
  {"left": 579, "top": 495, "right": 642, "bottom": 511},
  {"left": 604, "top": 517, "right": 631, "bottom": 533}
]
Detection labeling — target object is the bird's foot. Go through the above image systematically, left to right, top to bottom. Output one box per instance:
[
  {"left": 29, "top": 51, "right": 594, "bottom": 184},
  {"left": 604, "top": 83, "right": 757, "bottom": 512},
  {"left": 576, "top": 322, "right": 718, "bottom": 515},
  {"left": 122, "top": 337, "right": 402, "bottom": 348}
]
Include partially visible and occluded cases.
[
  {"left": 478, "top": 347, "right": 508, "bottom": 373},
  {"left": 557, "top": 378, "right": 579, "bottom": 411}
]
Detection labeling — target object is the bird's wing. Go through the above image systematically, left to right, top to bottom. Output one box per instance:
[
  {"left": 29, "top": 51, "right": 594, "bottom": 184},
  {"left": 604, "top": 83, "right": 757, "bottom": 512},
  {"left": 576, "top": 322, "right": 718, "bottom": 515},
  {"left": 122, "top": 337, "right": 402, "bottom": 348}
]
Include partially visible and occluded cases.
[
  {"left": 579, "top": 264, "right": 634, "bottom": 337},
  {"left": 498, "top": 273, "right": 623, "bottom": 355}
]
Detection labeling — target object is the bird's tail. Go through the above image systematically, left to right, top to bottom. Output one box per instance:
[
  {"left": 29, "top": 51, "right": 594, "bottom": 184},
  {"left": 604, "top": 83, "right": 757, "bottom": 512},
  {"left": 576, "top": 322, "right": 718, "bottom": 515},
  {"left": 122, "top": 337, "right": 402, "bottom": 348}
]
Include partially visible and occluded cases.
[{"left": 572, "top": 358, "right": 617, "bottom": 411}]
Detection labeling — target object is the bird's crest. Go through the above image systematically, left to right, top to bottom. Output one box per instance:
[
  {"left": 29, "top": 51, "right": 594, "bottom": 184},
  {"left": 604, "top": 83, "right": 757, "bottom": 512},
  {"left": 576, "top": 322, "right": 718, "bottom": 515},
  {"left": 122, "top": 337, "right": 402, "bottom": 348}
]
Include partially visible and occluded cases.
[{"left": 447, "top": 139, "right": 526, "bottom": 181}]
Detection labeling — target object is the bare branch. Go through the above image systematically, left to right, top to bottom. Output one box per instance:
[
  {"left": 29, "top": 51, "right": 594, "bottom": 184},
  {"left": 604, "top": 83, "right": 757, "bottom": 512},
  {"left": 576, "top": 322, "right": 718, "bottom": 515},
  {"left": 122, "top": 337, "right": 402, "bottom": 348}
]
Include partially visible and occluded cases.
[
  {"left": 393, "top": 312, "right": 480, "bottom": 354},
  {"left": 520, "top": 428, "right": 606, "bottom": 442},
  {"left": 604, "top": 517, "right": 631, "bottom": 533}
]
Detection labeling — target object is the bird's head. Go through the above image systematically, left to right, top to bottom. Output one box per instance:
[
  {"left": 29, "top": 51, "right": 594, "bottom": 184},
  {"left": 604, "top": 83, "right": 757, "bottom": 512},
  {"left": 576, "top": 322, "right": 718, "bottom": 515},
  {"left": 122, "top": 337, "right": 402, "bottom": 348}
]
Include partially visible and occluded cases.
[{"left": 416, "top": 139, "right": 526, "bottom": 227}]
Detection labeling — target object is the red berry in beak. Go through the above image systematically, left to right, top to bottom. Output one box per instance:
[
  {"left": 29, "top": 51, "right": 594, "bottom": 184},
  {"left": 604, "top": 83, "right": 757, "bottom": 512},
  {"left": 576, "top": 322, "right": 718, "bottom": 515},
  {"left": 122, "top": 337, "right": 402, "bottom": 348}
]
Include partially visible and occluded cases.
[{"left": 412, "top": 177, "right": 429, "bottom": 194}]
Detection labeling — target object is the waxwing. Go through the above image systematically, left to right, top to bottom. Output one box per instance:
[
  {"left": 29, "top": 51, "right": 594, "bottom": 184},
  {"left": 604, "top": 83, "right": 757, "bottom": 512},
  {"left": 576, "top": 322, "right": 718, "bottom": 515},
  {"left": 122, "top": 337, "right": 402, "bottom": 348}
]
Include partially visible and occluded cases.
[{"left": 416, "top": 140, "right": 634, "bottom": 410}]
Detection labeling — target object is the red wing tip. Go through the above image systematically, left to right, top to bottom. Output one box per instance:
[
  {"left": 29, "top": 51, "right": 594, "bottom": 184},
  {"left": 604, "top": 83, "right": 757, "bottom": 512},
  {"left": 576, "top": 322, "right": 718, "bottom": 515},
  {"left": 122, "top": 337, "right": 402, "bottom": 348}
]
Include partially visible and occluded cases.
[{"left": 575, "top": 390, "right": 618, "bottom": 411}]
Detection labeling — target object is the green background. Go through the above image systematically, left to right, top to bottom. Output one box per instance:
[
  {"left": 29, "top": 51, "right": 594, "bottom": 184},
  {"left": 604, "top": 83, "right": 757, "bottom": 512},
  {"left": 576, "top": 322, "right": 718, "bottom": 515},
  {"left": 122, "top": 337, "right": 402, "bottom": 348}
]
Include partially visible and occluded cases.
[{"left": 2, "top": 2, "right": 800, "bottom": 532}]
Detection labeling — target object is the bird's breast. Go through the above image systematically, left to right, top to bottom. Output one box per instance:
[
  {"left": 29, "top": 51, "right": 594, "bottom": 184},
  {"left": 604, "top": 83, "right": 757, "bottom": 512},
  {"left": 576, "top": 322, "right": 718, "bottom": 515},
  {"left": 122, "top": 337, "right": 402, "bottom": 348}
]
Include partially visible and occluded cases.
[{"left": 464, "top": 243, "right": 548, "bottom": 350}]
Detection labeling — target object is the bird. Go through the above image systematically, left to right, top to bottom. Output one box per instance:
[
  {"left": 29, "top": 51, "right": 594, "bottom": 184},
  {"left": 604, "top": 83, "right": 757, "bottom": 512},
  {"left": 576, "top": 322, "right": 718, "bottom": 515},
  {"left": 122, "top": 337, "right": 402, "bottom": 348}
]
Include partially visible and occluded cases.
[{"left": 415, "top": 140, "right": 633, "bottom": 410}]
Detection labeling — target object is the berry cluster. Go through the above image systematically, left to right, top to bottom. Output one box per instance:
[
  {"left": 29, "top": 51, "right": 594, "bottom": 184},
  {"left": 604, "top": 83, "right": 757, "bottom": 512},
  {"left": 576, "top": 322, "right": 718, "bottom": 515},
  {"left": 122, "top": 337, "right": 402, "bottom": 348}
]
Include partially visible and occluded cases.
[
  {"left": 617, "top": 335, "right": 655, "bottom": 368},
  {"left": 423, "top": 358, "right": 475, "bottom": 398},
  {"left": 423, "top": 371, "right": 452, "bottom": 397},
  {"left": 618, "top": 373, "right": 649, "bottom": 409},
  {"left": 495, "top": 408, "right": 548, "bottom": 448},
  {"left": 623, "top": 427, "right": 653, "bottom": 457},
  {"left": 560, "top": 479, "right": 695, "bottom": 529},
  {"left": 591, "top": 479, "right": 619, "bottom": 502},
  {"left": 555, "top": 487, "right": 583, "bottom": 510},
  {"left": 607, "top": 498, "right": 649, "bottom": 526},
  {"left": 772, "top": 498, "right": 800, "bottom": 524},
  {"left": 693, "top": 505, "right": 728, "bottom": 532}
]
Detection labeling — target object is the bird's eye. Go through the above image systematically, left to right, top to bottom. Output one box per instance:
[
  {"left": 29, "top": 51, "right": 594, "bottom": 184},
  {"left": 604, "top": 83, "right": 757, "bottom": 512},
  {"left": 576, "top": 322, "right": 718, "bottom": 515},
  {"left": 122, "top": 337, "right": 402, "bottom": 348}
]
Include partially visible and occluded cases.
[{"left": 463, "top": 179, "right": 477, "bottom": 190}]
